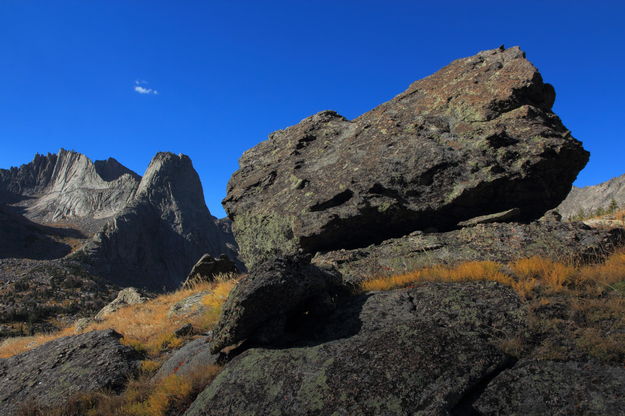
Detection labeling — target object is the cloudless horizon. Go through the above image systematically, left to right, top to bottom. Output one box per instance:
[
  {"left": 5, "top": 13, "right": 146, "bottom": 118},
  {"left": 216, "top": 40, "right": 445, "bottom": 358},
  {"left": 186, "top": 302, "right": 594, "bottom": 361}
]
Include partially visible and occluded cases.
[{"left": 1, "top": 1, "right": 624, "bottom": 218}]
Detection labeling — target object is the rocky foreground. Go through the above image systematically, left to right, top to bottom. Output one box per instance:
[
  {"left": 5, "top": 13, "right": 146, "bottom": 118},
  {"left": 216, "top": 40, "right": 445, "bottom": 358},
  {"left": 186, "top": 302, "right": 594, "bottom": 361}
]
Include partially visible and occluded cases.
[{"left": 1, "top": 46, "right": 624, "bottom": 415}]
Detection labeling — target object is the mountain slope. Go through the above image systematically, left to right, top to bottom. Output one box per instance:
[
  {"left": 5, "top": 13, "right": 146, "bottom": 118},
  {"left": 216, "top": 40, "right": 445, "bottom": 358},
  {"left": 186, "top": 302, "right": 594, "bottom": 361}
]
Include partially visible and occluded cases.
[
  {"left": 0, "top": 149, "right": 140, "bottom": 234},
  {"left": 79, "top": 152, "right": 239, "bottom": 290},
  {"left": 558, "top": 173, "right": 625, "bottom": 219}
]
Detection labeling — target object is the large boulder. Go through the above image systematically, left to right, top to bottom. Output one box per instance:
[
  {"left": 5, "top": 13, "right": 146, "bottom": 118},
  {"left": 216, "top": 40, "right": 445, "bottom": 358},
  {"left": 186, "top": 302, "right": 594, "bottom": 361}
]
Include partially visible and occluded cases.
[
  {"left": 223, "top": 46, "right": 589, "bottom": 267},
  {"left": 80, "top": 152, "right": 238, "bottom": 290},
  {"left": 313, "top": 220, "right": 625, "bottom": 281},
  {"left": 209, "top": 256, "right": 352, "bottom": 354},
  {"left": 186, "top": 281, "right": 526, "bottom": 415},
  {"left": 0, "top": 329, "right": 140, "bottom": 415},
  {"left": 475, "top": 359, "right": 625, "bottom": 415}
]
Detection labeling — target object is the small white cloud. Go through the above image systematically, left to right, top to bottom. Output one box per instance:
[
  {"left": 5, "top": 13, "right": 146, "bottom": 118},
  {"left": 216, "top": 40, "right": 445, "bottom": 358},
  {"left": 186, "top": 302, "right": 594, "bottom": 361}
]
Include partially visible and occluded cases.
[{"left": 133, "top": 80, "right": 158, "bottom": 95}]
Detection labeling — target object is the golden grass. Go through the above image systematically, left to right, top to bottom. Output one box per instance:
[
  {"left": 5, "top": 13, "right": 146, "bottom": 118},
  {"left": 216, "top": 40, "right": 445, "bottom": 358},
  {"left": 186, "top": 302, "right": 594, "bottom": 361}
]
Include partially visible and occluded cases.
[
  {"left": 362, "top": 249, "right": 625, "bottom": 364},
  {"left": 362, "top": 250, "right": 625, "bottom": 298},
  {"left": 362, "top": 261, "right": 513, "bottom": 292},
  {"left": 0, "top": 275, "right": 239, "bottom": 359},
  {"left": 17, "top": 365, "right": 222, "bottom": 416}
]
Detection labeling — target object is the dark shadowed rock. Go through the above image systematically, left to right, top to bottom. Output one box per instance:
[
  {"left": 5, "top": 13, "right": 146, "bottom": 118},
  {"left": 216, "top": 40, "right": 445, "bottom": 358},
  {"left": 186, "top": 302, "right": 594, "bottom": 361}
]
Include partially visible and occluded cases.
[
  {"left": 224, "top": 46, "right": 588, "bottom": 267},
  {"left": 80, "top": 152, "right": 238, "bottom": 290},
  {"left": 314, "top": 220, "right": 625, "bottom": 281},
  {"left": 181, "top": 254, "right": 239, "bottom": 289},
  {"left": 209, "top": 256, "right": 352, "bottom": 354},
  {"left": 186, "top": 281, "right": 526, "bottom": 416},
  {"left": 0, "top": 329, "right": 140, "bottom": 415},
  {"left": 155, "top": 336, "right": 220, "bottom": 380},
  {"left": 475, "top": 359, "right": 625, "bottom": 415}
]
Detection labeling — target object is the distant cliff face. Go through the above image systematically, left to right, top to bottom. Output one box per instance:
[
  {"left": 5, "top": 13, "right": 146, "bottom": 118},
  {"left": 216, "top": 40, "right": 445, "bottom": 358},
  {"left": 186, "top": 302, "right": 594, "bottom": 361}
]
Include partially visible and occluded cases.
[
  {"left": 0, "top": 149, "right": 140, "bottom": 232},
  {"left": 1, "top": 149, "right": 239, "bottom": 290},
  {"left": 80, "top": 152, "right": 239, "bottom": 290},
  {"left": 558, "top": 173, "right": 625, "bottom": 219}
]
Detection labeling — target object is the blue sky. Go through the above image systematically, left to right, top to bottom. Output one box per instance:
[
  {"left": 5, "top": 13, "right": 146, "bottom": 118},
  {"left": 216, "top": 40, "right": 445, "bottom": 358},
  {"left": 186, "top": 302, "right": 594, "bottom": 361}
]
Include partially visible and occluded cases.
[{"left": 1, "top": 1, "right": 624, "bottom": 218}]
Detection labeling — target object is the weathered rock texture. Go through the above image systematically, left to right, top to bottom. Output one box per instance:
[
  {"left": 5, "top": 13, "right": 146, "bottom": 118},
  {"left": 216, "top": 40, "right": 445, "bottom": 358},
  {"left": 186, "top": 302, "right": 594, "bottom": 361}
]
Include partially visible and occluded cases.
[
  {"left": 224, "top": 46, "right": 588, "bottom": 267},
  {"left": 0, "top": 149, "right": 140, "bottom": 234},
  {"left": 80, "top": 152, "right": 238, "bottom": 290},
  {"left": 558, "top": 172, "right": 625, "bottom": 219},
  {"left": 313, "top": 220, "right": 625, "bottom": 281},
  {"left": 181, "top": 254, "right": 239, "bottom": 289},
  {"left": 210, "top": 256, "right": 351, "bottom": 353},
  {"left": 187, "top": 281, "right": 526, "bottom": 416},
  {"left": 94, "top": 287, "right": 150, "bottom": 320},
  {"left": 0, "top": 329, "right": 140, "bottom": 415},
  {"left": 155, "top": 336, "right": 220, "bottom": 380},
  {"left": 475, "top": 359, "right": 625, "bottom": 415}
]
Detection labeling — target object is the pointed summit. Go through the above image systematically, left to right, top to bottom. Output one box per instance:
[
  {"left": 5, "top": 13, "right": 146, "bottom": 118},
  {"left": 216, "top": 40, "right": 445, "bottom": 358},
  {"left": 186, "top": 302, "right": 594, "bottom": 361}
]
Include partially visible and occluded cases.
[{"left": 81, "top": 152, "right": 238, "bottom": 290}]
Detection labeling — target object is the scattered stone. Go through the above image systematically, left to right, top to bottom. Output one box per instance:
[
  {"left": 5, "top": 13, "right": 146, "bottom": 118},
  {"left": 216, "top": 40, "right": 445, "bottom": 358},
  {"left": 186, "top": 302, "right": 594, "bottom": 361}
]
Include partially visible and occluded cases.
[
  {"left": 224, "top": 46, "right": 588, "bottom": 267},
  {"left": 313, "top": 220, "right": 625, "bottom": 282},
  {"left": 181, "top": 254, "right": 238, "bottom": 289},
  {"left": 209, "top": 256, "right": 352, "bottom": 354},
  {"left": 186, "top": 281, "right": 526, "bottom": 415},
  {"left": 94, "top": 287, "right": 150, "bottom": 320},
  {"left": 168, "top": 291, "right": 209, "bottom": 318},
  {"left": 0, "top": 330, "right": 141, "bottom": 415},
  {"left": 155, "top": 336, "right": 220, "bottom": 380},
  {"left": 475, "top": 359, "right": 625, "bottom": 415}
]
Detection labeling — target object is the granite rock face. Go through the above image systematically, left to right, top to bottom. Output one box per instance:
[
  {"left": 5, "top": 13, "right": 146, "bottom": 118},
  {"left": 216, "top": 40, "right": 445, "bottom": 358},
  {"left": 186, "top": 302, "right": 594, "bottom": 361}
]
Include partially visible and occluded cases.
[
  {"left": 224, "top": 46, "right": 589, "bottom": 267},
  {"left": 0, "top": 149, "right": 140, "bottom": 234},
  {"left": 80, "top": 152, "right": 238, "bottom": 290},
  {"left": 558, "top": 172, "right": 625, "bottom": 219},
  {"left": 313, "top": 220, "right": 625, "bottom": 281},
  {"left": 187, "top": 281, "right": 526, "bottom": 416},
  {"left": 94, "top": 287, "right": 151, "bottom": 320},
  {"left": 0, "top": 329, "right": 140, "bottom": 415},
  {"left": 475, "top": 359, "right": 625, "bottom": 415}
]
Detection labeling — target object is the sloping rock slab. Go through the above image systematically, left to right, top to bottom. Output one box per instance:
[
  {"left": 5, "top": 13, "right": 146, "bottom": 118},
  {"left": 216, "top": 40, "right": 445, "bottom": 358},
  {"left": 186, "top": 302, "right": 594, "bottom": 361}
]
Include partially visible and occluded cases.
[
  {"left": 224, "top": 46, "right": 588, "bottom": 267},
  {"left": 314, "top": 220, "right": 625, "bottom": 281},
  {"left": 181, "top": 254, "right": 238, "bottom": 289},
  {"left": 210, "top": 256, "right": 351, "bottom": 353},
  {"left": 187, "top": 281, "right": 525, "bottom": 415},
  {"left": 0, "top": 329, "right": 140, "bottom": 415},
  {"left": 155, "top": 336, "right": 219, "bottom": 380},
  {"left": 475, "top": 359, "right": 625, "bottom": 415}
]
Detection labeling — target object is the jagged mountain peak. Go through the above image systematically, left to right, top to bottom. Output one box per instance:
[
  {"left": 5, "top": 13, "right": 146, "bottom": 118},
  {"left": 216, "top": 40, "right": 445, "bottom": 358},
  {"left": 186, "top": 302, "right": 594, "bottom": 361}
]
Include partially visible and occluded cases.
[{"left": 0, "top": 149, "right": 141, "bottom": 230}]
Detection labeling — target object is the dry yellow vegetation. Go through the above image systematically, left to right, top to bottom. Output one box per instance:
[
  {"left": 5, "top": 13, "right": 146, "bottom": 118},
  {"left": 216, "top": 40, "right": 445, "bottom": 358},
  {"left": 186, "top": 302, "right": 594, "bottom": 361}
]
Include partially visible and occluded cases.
[
  {"left": 362, "top": 249, "right": 625, "bottom": 364},
  {"left": 362, "top": 250, "right": 625, "bottom": 298},
  {"left": 8, "top": 274, "right": 240, "bottom": 416},
  {"left": 0, "top": 275, "right": 238, "bottom": 359}
]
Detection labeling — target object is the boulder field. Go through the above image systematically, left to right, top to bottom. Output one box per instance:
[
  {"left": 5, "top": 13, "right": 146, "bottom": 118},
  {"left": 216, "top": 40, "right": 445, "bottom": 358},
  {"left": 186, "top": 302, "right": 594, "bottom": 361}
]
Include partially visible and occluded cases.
[{"left": 2, "top": 46, "right": 624, "bottom": 415}]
